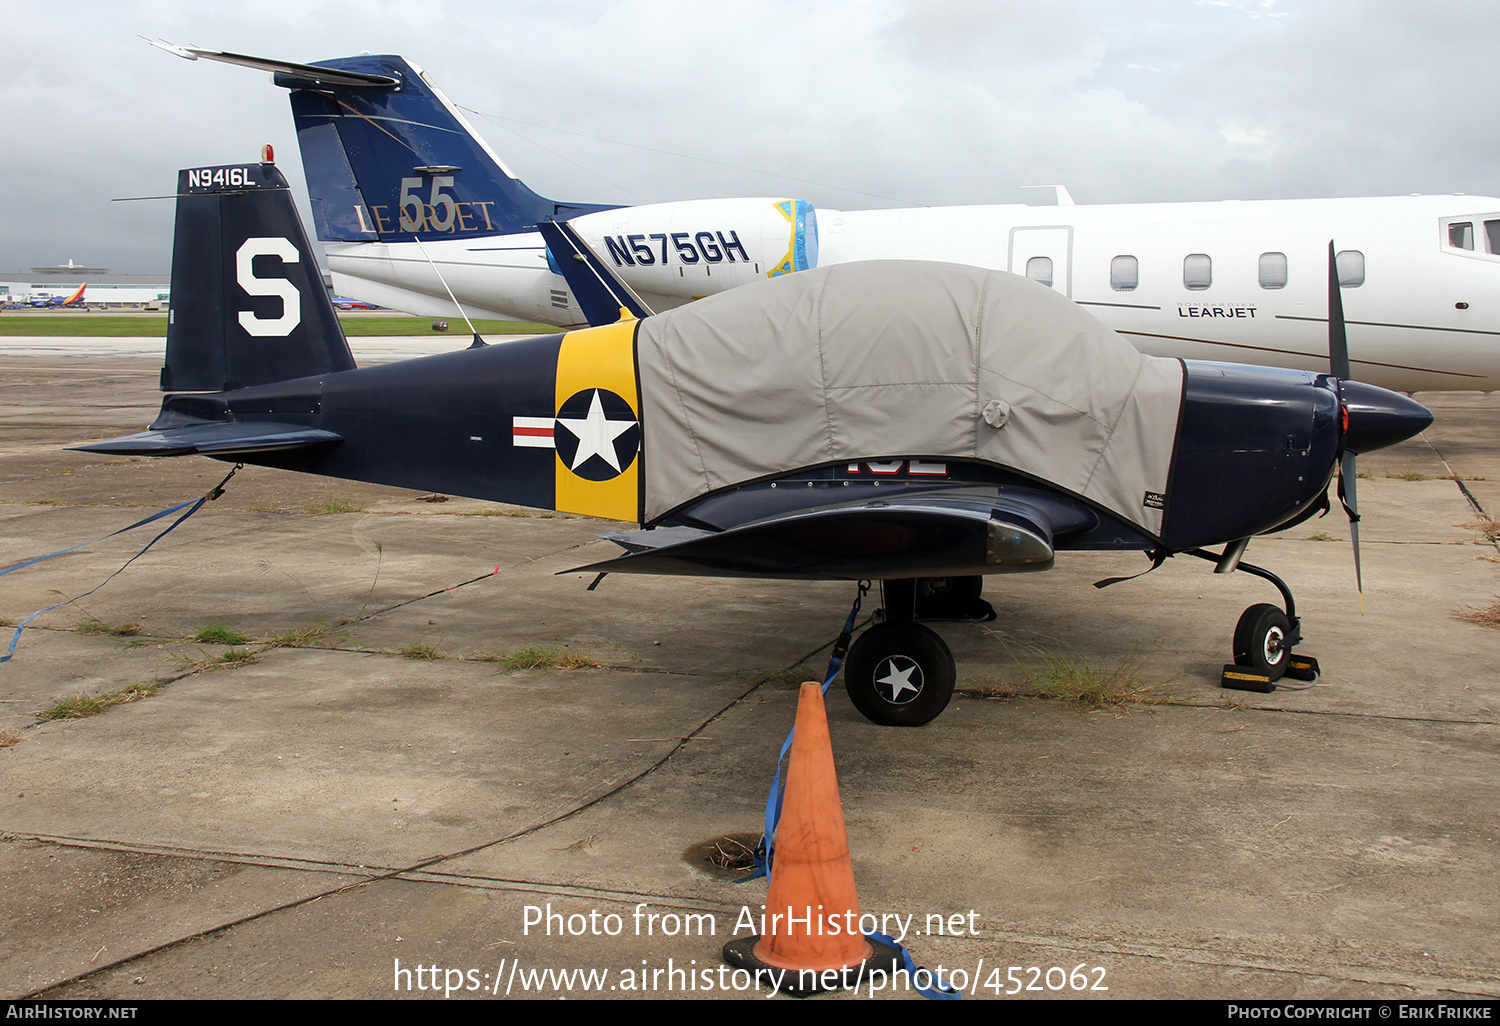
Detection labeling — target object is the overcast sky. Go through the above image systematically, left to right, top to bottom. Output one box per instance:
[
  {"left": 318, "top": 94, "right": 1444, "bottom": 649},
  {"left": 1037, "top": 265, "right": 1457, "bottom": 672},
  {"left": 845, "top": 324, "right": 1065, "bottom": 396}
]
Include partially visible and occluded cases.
[{"left": 3, "top": 0, "right": 1498, "bottom": 273}]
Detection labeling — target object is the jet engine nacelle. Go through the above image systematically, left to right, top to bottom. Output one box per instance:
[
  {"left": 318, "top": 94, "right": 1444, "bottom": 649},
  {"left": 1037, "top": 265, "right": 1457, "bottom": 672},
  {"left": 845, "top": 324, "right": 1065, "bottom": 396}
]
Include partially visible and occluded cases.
[{"left": 565, "top": 198, "right": 818, "bottom": 301}]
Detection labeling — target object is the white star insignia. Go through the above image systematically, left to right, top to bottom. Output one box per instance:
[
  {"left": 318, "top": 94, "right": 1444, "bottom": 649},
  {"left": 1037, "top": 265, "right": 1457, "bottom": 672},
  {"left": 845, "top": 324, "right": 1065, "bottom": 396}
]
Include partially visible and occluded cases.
[
  {"left": 556, "top": 389, "right": 635, "bottom": 473},
  {"left": 877, "top": 659, "right": 921, "bottom": 702}
]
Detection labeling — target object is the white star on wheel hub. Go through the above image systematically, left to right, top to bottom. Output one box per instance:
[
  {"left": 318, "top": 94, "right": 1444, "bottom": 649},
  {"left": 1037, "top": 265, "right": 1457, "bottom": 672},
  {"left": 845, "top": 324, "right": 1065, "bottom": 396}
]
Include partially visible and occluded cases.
[{"left": 877, "top": 657, "right": 922, "bottom": 704}]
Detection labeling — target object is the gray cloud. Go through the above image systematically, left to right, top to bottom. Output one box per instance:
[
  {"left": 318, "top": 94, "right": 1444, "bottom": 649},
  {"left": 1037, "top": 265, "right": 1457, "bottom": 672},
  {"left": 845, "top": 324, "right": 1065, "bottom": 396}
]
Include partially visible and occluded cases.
[{"left": 1, "top": 0, "right": 1492, "bottom": 273}]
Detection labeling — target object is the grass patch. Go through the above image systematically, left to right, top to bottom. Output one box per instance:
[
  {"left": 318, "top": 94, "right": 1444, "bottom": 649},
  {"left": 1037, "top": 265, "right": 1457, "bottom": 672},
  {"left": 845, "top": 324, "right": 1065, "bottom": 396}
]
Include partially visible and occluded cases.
[
  {"left": 0, "top": 314, "right": 555, "bottom": 338},
  {"left": 0, "top": 315, "right": 169, "bottom": 337},
  {"left": 334, "top": 316, "right": 553, "bottom": 336},
  {"left": 1386, "top": 471, "right": 1433, "bottom": 481},
  {"left": 22, "top": 497, "right": 71, "bottom": 506},
  {"left": 308, "top": 500, "right": 365, "bottom": 514},
  {"left": 450, "top": 508, "right": 571, "bottom": 518},
  {"left": 1458, "top": 517, "right": 1499, "bottom": 544},
  {"left": 1305, "top": 532, "right": 1340, "bottom": 542},
  {"left": 1456, "top": 599, "right": 1500, "bottom": 629},
  {"left": 77, "top": 618, "right": 141, "bottom": 637},
  {"left": 193, "top": 621, "right": 251, "bottom": 645},
  {"left": 269, "top": 622, "right": 343, "bottom": 648},
  {"left": 963, "top": 636, "right": 1174, "bottom": 708},
  {"left": 399, "top": 641, "right": 444, "bottom": 660},
  {"left": 476, "top": 645, "right": 599, "bottom": 671},
  {"left": 214, "top": 648, "right": 258, "bottom": 667},
  {"left": 41, "top": 682, "right": 161, "bottom": 720},
  {"left": 0, "top": 727, "right": 21, "bottom": 749}
]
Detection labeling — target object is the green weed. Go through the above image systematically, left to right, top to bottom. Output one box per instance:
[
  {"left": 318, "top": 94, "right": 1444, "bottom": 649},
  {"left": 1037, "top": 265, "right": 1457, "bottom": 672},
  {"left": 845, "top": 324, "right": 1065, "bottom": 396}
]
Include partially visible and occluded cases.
[
  {"left": 308, "top": 500, "right": 365, "bottom": 514},
  {"left": 193, "top": 622, "right": 250, "bottom": 645},
  {"left": 270, "top": 622, "right": 343, "bottom": 648},
  {"left": 966, "top": 633, "right": 1175, "bottom": 708},
  {"left": 475, "top": 645, "right": 599, "bottom": 671},
  {"left": 214, "top": 649, "right": 258, "bottom": 667},
  {"left": 41, "top": 682, "right": 161, "bottom": 720}
]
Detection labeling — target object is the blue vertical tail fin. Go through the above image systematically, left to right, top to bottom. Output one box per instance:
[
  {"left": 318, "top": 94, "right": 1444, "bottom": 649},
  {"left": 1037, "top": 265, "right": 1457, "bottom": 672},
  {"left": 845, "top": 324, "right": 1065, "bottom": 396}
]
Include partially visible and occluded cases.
[
  {"left": 261, "top": 53, "right": 614, "bottom": 243},
  {"left": 162, "top": 160, "right": 356, "bottom": 392}
]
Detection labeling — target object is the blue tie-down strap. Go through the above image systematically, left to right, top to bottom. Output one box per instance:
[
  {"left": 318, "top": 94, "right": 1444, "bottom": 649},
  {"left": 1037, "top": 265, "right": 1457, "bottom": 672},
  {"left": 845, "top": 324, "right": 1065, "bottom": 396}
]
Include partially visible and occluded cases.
[
  {"left": 1, "top": 466, "right": 240, "bottom": 664},
  {"left": 739, "top": 582, "right": 868, "bottom": 882},
  {"left": 863, "top": 930, "right": 962, "bottom": 1000}
]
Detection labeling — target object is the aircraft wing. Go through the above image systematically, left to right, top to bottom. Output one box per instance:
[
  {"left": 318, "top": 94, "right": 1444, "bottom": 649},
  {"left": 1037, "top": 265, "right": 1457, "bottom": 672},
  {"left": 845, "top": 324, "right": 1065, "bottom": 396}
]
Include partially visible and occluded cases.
[
  {"left": 71, "top": 422, "right": 342, "bottom": 457},
  {"left": 568, "top": 495, "right": 1060, "bottom": 580}
]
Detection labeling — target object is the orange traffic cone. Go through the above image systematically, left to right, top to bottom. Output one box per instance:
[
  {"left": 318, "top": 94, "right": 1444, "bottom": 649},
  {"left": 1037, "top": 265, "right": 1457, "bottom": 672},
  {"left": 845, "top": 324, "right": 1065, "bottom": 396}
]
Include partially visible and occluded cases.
[{"left": 723, "top": 682, "right": 901, "bottom": 996}]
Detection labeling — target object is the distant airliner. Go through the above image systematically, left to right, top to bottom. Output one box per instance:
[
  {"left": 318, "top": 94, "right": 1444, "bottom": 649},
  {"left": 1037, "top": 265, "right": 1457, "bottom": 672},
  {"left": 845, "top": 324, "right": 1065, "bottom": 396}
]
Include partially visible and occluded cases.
[
  {"left": 162, "top": 45, "right": 1500, "bottom": 392},
  {"left": 29, "top": 284, "right": 86, "bottom": 308}
]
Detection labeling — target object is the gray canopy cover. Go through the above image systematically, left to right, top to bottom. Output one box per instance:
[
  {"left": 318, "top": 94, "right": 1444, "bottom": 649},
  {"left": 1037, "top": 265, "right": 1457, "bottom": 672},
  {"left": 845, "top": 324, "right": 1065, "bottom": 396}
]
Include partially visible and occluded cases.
[{"left": 636, "top": 260, "right": 1184, "bottom": 536}]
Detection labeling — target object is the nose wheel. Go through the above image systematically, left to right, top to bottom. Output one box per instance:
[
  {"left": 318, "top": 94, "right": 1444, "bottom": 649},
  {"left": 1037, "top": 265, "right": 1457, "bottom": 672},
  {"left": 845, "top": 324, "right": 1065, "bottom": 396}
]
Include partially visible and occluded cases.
[
  {"left": 1195, "top": 551, "right": 1321, "bottom": 692},
  {"left": 1232, "top": 603, "right": 1292, "bottom": 679}
]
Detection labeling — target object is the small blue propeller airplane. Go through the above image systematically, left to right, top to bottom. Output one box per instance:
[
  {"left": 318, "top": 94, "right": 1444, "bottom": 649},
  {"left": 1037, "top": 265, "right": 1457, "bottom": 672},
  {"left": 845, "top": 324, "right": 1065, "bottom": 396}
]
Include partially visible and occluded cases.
[{"left": 74, "top": 157, "right": 1432, "bottom": 726}]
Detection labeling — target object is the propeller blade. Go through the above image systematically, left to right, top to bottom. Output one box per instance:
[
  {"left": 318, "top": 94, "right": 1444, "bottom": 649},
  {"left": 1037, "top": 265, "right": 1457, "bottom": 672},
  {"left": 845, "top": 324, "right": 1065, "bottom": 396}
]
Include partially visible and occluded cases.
[
  {"left": 1331, "top": 240, "right": 1364, "bottom": 614},
  {"left": 1328, "top": 241, "right": 1351, "bottom": 383},
  {"left": 1340, "top": 451, "right": 1365, "bottom": 615}
]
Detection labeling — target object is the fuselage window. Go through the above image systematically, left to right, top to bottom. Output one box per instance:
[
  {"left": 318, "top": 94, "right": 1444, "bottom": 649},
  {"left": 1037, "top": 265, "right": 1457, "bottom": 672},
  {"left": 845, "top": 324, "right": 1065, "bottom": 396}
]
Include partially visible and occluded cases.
[
  {"left": 1485, "top": 220, "right": 1500, "bottom": 254},
  {"left": 1449, "top": 222, "right": 1475, "bottom": 250},
  {"left": 1336, "top": 250, "right": 1365, "bottom": 288},
  {"left": 1258, "top": 251, "right": 1288, "bottom": 289},
  {"left": 1183, "top": 253, "right": 1212, "bottom": 290},
  {"left": 1110, "top": 255, "right": 1139, "bottom": 291},
  {"left": 1026, "top": 256, "right": 1054, "bottom": 288}
]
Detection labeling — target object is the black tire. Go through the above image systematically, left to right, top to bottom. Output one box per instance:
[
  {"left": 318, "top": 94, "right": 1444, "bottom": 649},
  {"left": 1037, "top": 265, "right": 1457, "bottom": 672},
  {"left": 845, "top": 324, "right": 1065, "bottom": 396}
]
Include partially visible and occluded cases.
[
  {"left": 914, "top": 576, "right": 985, "bottom": 620},
  {"left": 1233, "top": 603, "right": 1292, "bottom": 681},
  {"left": 844, "top": 622, "right": 956, "bottom": 726}
]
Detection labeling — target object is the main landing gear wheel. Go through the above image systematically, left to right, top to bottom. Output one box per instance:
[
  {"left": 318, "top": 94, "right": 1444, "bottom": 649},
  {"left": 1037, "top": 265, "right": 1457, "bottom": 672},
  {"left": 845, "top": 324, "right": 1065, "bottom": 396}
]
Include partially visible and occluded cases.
[
  {"left": 1233, "top": 603, "right": 1292, "bottom": 681},
  {"left": 844, "top": 622, "right": 956, "bottom": 727}
]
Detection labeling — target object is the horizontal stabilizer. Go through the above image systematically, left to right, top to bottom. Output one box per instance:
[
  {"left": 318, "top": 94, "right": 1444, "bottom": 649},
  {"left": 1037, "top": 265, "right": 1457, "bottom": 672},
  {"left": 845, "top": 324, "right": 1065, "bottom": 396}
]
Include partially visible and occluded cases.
[
  {"left": 149, "top": 42, "right": 400, "bottom": 87},
  {"left": 538, "top": 219, "right": 654, "bottom": 326},
  {"left": 71, "top": 422, "right": 342, "bottom": 457},
  {"left": 568, "top": 499, "right": 1056, "bottom": 580}
]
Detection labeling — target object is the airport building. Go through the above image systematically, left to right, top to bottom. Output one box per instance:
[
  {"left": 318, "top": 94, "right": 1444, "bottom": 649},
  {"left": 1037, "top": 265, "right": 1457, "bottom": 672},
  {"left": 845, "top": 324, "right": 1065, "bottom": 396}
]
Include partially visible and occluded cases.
[{"left": 0, "top": 263, "right": 171, "bottom": 308}]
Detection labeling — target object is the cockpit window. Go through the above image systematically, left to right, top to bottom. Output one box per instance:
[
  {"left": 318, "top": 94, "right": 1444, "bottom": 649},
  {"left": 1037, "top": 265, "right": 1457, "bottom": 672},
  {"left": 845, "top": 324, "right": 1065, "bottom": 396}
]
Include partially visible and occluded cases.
[{"left": 1441, "top": 213, "right": 1500, "bottom": 260}]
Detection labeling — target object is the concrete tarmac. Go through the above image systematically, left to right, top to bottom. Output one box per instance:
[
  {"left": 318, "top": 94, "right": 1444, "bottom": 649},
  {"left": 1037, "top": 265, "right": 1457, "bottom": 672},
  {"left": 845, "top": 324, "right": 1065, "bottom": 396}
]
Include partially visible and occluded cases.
[{"left": 0, "top": 352, "right": 1496, "bottom": 1000}]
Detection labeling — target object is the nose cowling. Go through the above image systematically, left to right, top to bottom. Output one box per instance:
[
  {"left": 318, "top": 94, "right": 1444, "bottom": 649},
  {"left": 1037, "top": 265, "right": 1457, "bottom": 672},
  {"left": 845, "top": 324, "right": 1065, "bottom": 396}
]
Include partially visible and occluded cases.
[{"left": 1339, "top": 380, "right": 1433, "bottom": 454}]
